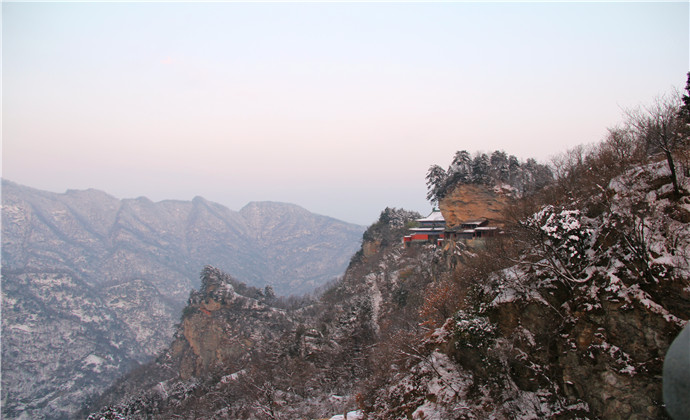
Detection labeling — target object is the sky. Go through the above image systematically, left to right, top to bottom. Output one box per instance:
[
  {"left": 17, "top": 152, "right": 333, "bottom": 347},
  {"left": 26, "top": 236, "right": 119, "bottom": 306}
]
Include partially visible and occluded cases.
[{"left": 2, "top": 1, "right": 688, "bottom": 225}]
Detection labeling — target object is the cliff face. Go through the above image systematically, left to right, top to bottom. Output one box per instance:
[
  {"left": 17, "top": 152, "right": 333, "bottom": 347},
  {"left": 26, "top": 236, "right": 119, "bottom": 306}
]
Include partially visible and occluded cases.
[
  {"left": 439, "top": 183, "right": 511, "bottom": 227},
  {"left": 168, "top": 267, "right": 295, "bottom": 381}
]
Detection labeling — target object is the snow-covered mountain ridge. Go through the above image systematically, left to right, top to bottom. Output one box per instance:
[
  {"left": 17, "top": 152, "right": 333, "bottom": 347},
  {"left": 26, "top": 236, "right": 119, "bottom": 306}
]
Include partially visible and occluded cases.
[
  {"left": 1, "top": 180, "right": 364, "bottom": 419},
  {"left": 2, "top": 181, "right": 364, "bottom": 299}
]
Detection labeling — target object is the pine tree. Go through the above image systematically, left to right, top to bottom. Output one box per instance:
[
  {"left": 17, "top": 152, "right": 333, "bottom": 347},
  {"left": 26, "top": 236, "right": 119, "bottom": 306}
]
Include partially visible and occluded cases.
[
  {"left": 680, "top": 72, "right": 690, "bottom": 123},
  {"left": 471, "top": 153, "right": 490, "bottom": 184},
  {"left": 425, "top": 165, "right": 448, "bottom": 204}
]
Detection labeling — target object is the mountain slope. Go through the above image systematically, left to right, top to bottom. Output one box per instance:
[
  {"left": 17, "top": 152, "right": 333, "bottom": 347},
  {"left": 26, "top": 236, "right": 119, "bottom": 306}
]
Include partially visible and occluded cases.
[
  {"left": 87, "top": 160, "right": 689, "bottom": 419},
  {"left": 360, "top": 160, "right": 689, "bottom": 419},
  {"left": 1, "top": 180, "right": 364, "bottom": 420},
  {"left": 3, "top": 181, "right": 364, "bottom": 298},
  {"left": 240, "top": 201, "right": 365, "bottom": 290},
  {"left": 86, "top": 208, "right": 429, "bottom": 419},
  {"left": 2, "top": 270, "right": 174, "bottom": 419}
]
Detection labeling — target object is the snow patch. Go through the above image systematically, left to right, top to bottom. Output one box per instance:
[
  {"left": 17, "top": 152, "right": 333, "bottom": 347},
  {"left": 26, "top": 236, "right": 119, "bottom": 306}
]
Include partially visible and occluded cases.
[
  {"left": 11, "top": 324, "right": 34, "bottom": 333},
  {"left": 83, "top": 354, "right": 105, "bottom": 373},
  {"left": 220, "top": 369, "right": 246, "bottom": 384},
  {"left": 329, "top": 411, "right": 363, "bottom": 420}
]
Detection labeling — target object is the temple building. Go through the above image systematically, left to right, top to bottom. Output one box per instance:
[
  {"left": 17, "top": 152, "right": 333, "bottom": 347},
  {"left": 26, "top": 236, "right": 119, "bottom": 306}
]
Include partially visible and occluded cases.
[
  {"left": 403, "top": 208, "right": 446, "bottom": 245},
  {"left": 403, "top": 210, "right": 500, "bottom": 246},
  {"left": 445, "top": 218, "right": 499, "bottom": 241}
]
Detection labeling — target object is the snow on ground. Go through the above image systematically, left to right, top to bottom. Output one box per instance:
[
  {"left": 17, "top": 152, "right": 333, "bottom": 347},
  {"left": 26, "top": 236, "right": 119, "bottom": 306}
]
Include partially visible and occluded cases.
[
  {"left": 11, "top": 324, "right": 34, "bottom": 333},
  {"left": 82, "top": 354, "right": 105, "bottom": 373},
  {"left": 219, "top": 369, "right": 246, "bottom": 384},
  {"left": 329, "top": 411, "right": 363, "bottom": 420}
]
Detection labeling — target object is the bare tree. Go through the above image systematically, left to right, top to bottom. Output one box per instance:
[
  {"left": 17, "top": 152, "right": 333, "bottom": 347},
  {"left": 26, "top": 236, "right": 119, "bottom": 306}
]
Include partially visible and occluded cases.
[{"left": 625, "top": 93, "right": 685, "bottom": 195}]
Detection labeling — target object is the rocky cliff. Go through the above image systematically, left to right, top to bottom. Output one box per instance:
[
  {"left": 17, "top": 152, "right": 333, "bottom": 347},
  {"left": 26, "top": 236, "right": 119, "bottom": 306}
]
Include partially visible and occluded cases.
[
  {"left": 439, "top": 183, "right": 511, "bottom": 228},
  {"left": 168, "top": 267, "right": 295, "bottom": 381}
]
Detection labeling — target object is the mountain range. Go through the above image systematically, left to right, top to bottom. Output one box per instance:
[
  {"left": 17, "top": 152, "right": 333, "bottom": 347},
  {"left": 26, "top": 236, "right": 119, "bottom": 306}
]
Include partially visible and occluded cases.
[{"left": 1, "top": 179, "right": 365, "bottom": 419}]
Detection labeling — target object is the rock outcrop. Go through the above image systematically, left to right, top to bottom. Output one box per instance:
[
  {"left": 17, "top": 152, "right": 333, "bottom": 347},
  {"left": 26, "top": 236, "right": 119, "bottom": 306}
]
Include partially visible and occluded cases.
[
  {"left": 439, "top": 183, "right": 511, "bottom": 228},
  {"left": 169, "top": 267, "right": 295, "bottom": 380}
]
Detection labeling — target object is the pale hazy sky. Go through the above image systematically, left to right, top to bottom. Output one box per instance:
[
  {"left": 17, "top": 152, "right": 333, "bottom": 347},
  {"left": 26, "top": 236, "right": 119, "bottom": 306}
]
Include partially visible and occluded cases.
[{"left": 3, "top": 1, "right": 688, "bottom": 225}]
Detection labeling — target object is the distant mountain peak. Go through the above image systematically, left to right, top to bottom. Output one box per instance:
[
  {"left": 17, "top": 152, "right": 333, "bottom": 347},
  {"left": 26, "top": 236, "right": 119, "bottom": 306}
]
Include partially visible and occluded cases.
[{"left": 240, "top": 200, "right": 309, "bottom": 213}]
